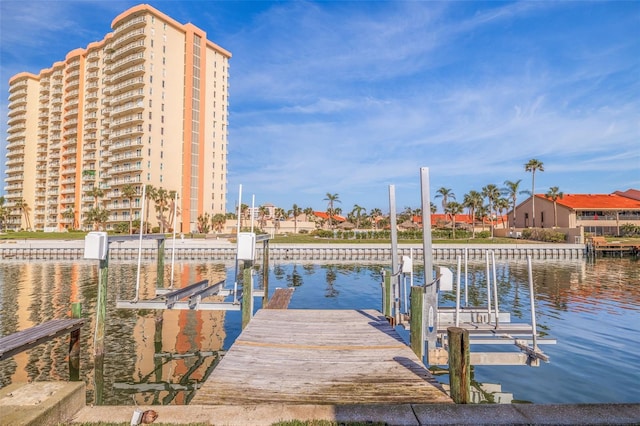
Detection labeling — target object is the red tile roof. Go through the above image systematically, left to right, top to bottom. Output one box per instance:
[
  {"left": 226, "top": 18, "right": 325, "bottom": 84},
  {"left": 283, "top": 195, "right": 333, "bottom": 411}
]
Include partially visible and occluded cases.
[
  {"left": 614, "top": 189, "right": 640, "bottom": 201},
  {"left": 542, "top": 193, "right": 640, "bottom": 209},
  {"left": 314, "top": 211, "right": 346, "bottom": 222}
]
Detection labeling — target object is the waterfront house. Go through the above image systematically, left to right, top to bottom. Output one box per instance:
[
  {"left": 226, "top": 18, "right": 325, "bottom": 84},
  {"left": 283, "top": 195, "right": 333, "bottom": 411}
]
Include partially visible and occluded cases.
[{"left": 510, "top": 189, "right": 640, "bottom": 236}]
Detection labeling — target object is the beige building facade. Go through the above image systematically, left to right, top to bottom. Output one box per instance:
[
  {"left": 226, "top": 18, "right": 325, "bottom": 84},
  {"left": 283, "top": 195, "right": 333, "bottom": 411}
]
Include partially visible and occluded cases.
[
  {"left": 5, "top": 4, "right": 231, "bottom": 232},
  {"left": 509, "top": 190, "right": 640, "bottom": 236}
]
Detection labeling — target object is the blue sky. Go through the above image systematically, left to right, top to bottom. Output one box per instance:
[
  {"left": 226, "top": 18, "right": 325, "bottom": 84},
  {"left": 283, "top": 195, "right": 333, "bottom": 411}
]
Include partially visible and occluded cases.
[{"left": 1, "top": 1, "right": 638, "bottom": 214}]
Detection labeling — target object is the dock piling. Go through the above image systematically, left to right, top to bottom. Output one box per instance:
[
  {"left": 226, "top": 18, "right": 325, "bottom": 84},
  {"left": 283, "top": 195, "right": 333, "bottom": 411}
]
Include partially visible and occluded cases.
[{"left": 447, "top": 326, "right": 470, "bottom": 404}]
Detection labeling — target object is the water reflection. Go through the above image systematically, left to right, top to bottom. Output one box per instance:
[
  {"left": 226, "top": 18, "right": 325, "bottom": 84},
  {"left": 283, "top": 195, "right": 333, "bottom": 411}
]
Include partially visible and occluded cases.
[
  {"left": 1, "top": 258, "right": 639, "bottom": 404},
  {"left": 0, "top": 261, "right": 229, "bottom": 405}
]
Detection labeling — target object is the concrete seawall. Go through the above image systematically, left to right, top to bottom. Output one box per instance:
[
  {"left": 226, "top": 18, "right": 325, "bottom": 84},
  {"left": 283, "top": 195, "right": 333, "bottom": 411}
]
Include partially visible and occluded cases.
[{"left": 0, "top": 239, "right": 585, "bottom": 261}]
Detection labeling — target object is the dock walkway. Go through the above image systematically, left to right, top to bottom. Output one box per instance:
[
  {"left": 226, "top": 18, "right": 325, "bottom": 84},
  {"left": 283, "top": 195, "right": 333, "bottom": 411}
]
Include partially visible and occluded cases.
[{"left": 192, "top": 309, "right": 452, "bottom": 405}]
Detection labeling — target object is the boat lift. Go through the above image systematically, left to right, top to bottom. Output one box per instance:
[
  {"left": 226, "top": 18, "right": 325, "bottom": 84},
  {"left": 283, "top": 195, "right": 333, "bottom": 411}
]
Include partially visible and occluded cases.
[
  {"left": 384, "top": 168, "right": 556, "bottom": 367},
  {"left": 104, "top": 185, "right": 270, "bottom": 312}
]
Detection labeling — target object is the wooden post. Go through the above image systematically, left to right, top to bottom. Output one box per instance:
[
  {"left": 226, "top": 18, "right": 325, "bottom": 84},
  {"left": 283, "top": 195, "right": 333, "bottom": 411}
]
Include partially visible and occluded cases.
[
  {"left": 157, "top": 238, "right": 165, "bottom": 288},
  {"left": 262, "top": 240, "right": 269, "bottom": 307},
  {"left": 94, "top": 254, "right": 109, "bottom": 357},
  {"left": 241, "top": 265, "right": 253, "bottom": 329},
  {"left": 383, "top": 268, "right": 392, "bottom": 318},
  {"left": 410, "top": 286, "right": 424, "bottom": 361},
  {"left": 69, "top": 302, "right": 82, "bottom": 381},
  {"left": 447, "top": 326, "right": 470, "bottom": 404}
]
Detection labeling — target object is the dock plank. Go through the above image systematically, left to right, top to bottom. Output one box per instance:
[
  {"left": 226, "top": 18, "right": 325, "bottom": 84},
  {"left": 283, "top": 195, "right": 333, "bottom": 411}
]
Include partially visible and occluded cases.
[
  {"left": 265, "top": 288, "right": 295, "bottom": 309},
  {"left": 193, "top": 309, "right": 452, "bottom": 405},
  {"left": 0, "top": 319, "right": 85, "bottom": 361}
]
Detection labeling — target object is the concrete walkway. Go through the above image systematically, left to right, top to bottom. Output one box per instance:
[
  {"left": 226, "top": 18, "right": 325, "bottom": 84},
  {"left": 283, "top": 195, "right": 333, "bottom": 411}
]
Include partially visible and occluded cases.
[
  {"left": 2, "top": 382, "right": 639, "bottom": 425},
  {"left": 73, "top": 402, "right": 640, "bottom": 425}
]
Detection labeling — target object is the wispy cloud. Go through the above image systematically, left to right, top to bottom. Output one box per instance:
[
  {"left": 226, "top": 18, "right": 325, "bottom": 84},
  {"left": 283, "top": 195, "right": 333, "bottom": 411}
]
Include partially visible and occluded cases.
[{"left": 1, "top": 1, "right": 638, "bottom": 211}]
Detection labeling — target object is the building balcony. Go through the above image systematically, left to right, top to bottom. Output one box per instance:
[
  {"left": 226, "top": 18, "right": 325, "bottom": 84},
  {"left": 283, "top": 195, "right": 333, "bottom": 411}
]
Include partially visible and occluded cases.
[
  {"left": 113, "top": 15, "right": 146, "bottom": 34},
  {"left": 110, "top": 27, "right": 145, "bottom": 51},
  {"left": 105, "top": 52, "right": 145, "bottom": 75},
  {"left": 108, "top": 64, "right": 145, "bottom": 85},
  {"left": 65, "top": 69, "right": 80, "bottom": 82},
  {"left": 110, "top": 76, "right": 144, "bottom": 96},
  {"left": 9, "top": 79, "right": 28, "bottom": 91},
  {"left": 8, "top": 88, "right": 27, "bottom": 102},
  {"left": 110, "top": 89, "right": 144, "bottom": 108},
  {"left": 66, "top": 98, "right": 79, "bottom": 109},
  {"left": 8, "top": 100, "right": 27, "bottom": 111},
  {"left": 110, "top": 100, "right": 144, "bottom": 118},
  {"left": 8, "top": 105, "right": 27, "bottom": 117},
  {"left": 8, "top": 115, "right": 26, "bottom": 126},
  {"left": 62, "top": 118, "right": 78, "bottom": 129},
  {"left": 8, "top": 122, "right": 26, "bottom": 133},
  {"left": 62, "top": 128, "right": 78, "bottom": 138},
  {"left": 6, "top": 133, "right": 25, "bottom": 143},
  {"left": 110, "top": 137, "right": 143, "bottom": 152},
  {"left": 6, "top": 148, "right": 24, "bottom": 158},
  {"left": 110, "top": 151, "right": 143, "bottom": 164},
  {"left": 5, "top": 157, "right": 23, "bottom": 166},
  {"left": 6, "top": 163, "right": 25, "bottom": 172},
  {"left": 111, "top": 164, "right": 143, "bottom": 175},
  {"left": 6, "top": 174, "right": 24, "bottom": 182}
]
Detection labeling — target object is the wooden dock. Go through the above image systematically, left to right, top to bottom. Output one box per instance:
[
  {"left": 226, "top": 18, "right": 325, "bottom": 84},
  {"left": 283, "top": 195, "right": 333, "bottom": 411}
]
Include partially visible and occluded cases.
[{"left": 192, "top": 309, "right": 452, "bottom": 405}]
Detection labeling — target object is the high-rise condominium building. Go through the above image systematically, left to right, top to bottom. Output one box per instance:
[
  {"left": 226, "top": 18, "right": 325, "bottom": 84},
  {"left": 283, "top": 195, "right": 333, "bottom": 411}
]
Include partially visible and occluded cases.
[{"left": 5, "top": 4, "right": 231, "bottom": 233}]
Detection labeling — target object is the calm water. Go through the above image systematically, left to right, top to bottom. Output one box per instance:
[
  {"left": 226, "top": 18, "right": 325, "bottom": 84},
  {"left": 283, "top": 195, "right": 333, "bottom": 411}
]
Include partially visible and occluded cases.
[{"left": 0, "top": 257, "right": 638, "bottom": 405}]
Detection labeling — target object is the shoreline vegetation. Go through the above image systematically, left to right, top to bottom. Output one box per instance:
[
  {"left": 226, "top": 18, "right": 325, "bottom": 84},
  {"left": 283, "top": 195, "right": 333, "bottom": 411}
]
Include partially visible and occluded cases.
[
  {"left": 0, "top": 230, "right": 639, "bottom": 245},
  {"left": 0, "top": 230, "right": 637, "bottom": 245}
]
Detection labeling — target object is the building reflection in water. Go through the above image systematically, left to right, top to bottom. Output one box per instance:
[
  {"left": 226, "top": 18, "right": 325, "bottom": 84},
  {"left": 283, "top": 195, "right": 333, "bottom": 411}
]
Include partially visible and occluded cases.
[{"left": 0, "top": 261, "right": 229, "bottom": 405}]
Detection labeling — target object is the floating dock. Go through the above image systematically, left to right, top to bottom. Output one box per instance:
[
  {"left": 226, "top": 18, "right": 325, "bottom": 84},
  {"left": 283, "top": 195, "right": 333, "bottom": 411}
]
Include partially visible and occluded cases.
[{"left": 192, "top": 309, "right": 452, "bottom": 405}]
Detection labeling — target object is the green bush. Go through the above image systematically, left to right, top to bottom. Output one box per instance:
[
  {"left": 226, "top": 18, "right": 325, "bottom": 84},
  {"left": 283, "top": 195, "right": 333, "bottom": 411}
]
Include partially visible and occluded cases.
[
  {"left": 620, "top": 223, "right": 640, "bottom": 237},
  {"left": 522, "top": 228, "right": 567, "bottom": 242},
  {"left": 476, "top": 231, "right": 491, "bottom": 239}
]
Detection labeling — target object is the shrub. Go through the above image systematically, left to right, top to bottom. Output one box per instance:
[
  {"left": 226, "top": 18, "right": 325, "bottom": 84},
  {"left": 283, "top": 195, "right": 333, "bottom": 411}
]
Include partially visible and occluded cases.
[
  {"left": 620, "top": 224, "right": 640, "bottom": 237},
  {"left": 522, "top": 228, "right": 567, "bottom": 243},
  {"left": 476, "top": 231, "right": 491, "bottom": 239}
]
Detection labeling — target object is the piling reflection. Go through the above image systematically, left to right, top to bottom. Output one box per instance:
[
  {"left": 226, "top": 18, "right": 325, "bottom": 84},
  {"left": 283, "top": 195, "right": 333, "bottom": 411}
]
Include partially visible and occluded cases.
[{"left": 0, "top": 261, "right": 229, "bottom": 405}]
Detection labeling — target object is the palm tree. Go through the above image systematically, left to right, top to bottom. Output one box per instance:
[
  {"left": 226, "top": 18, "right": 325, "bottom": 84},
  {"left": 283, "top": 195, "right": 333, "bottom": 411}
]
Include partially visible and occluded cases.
[
  {"left": 525, "top": 159, "right": 544, "bottom": 227},
  {"left": 503, "top": 179, "right": 526, "bottom": 228},
  {"left": 121, "top": 184, "right": 137, "bottom": 234},
  {"left": 144, "top": 184, "right": 157, "bottom": 232},
  {"left": 482, "top": 184, "right": 500, "bottom": 238},
  {"left": 86, "top": 186, "right": 104, "bottom": 209},
  {"left": 545, "top": 186, "right": 564, "bottom": 228},
  {"left": 154, "top": 187, "right": 170, "bottom": 233},
  {"left": 435, "top": 187, "right": 455, "bottom": 214},
  {"left": 167, "top": 190, "right": 178, "bottom": 232},
  {"left": 463, "top": 190, "right": 483, "bottom": 238},
  {"left": 324, "top": 193, "right": 340, "bottom": 230},
  {"left": 0, "top": 196, "right": 7, "bottom": 232},
  {"left": 495, "top": 197, "right": 510, "bottom": 229},
  {"left": 14, "top": 198, "right": 32, "bottom": 231},
  {"left": 445, "top": 201, "right": 464, "bottom": 239},
  {"left": 430, "top": 202, "right": 437, "bottom": 214},
  {"left": 239, "top": 203, "right": 249, "bottom": 229},
  {"left": 291, "top": 204, "right": 302, "bottom": 233},
  {"left": 351, "top": 204, "right": 366, "bottom": 229},
  {"left": 258, "top": 205, "right": 269, "bottom": 229},
  {"left": 62, "top": 207, "right": 76, "bottom": 230},
  {"left": 85, "top": 207, "right": 109, "bottom": 231},
  {"left": 273, "top": 207, "right": 286, "bottom": 233},
  {"left": 369, "top": 207, "right": 382, "bottom": 230},
  {"left": 211, "top": 213, "right": 226, "bottom": 234}
]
